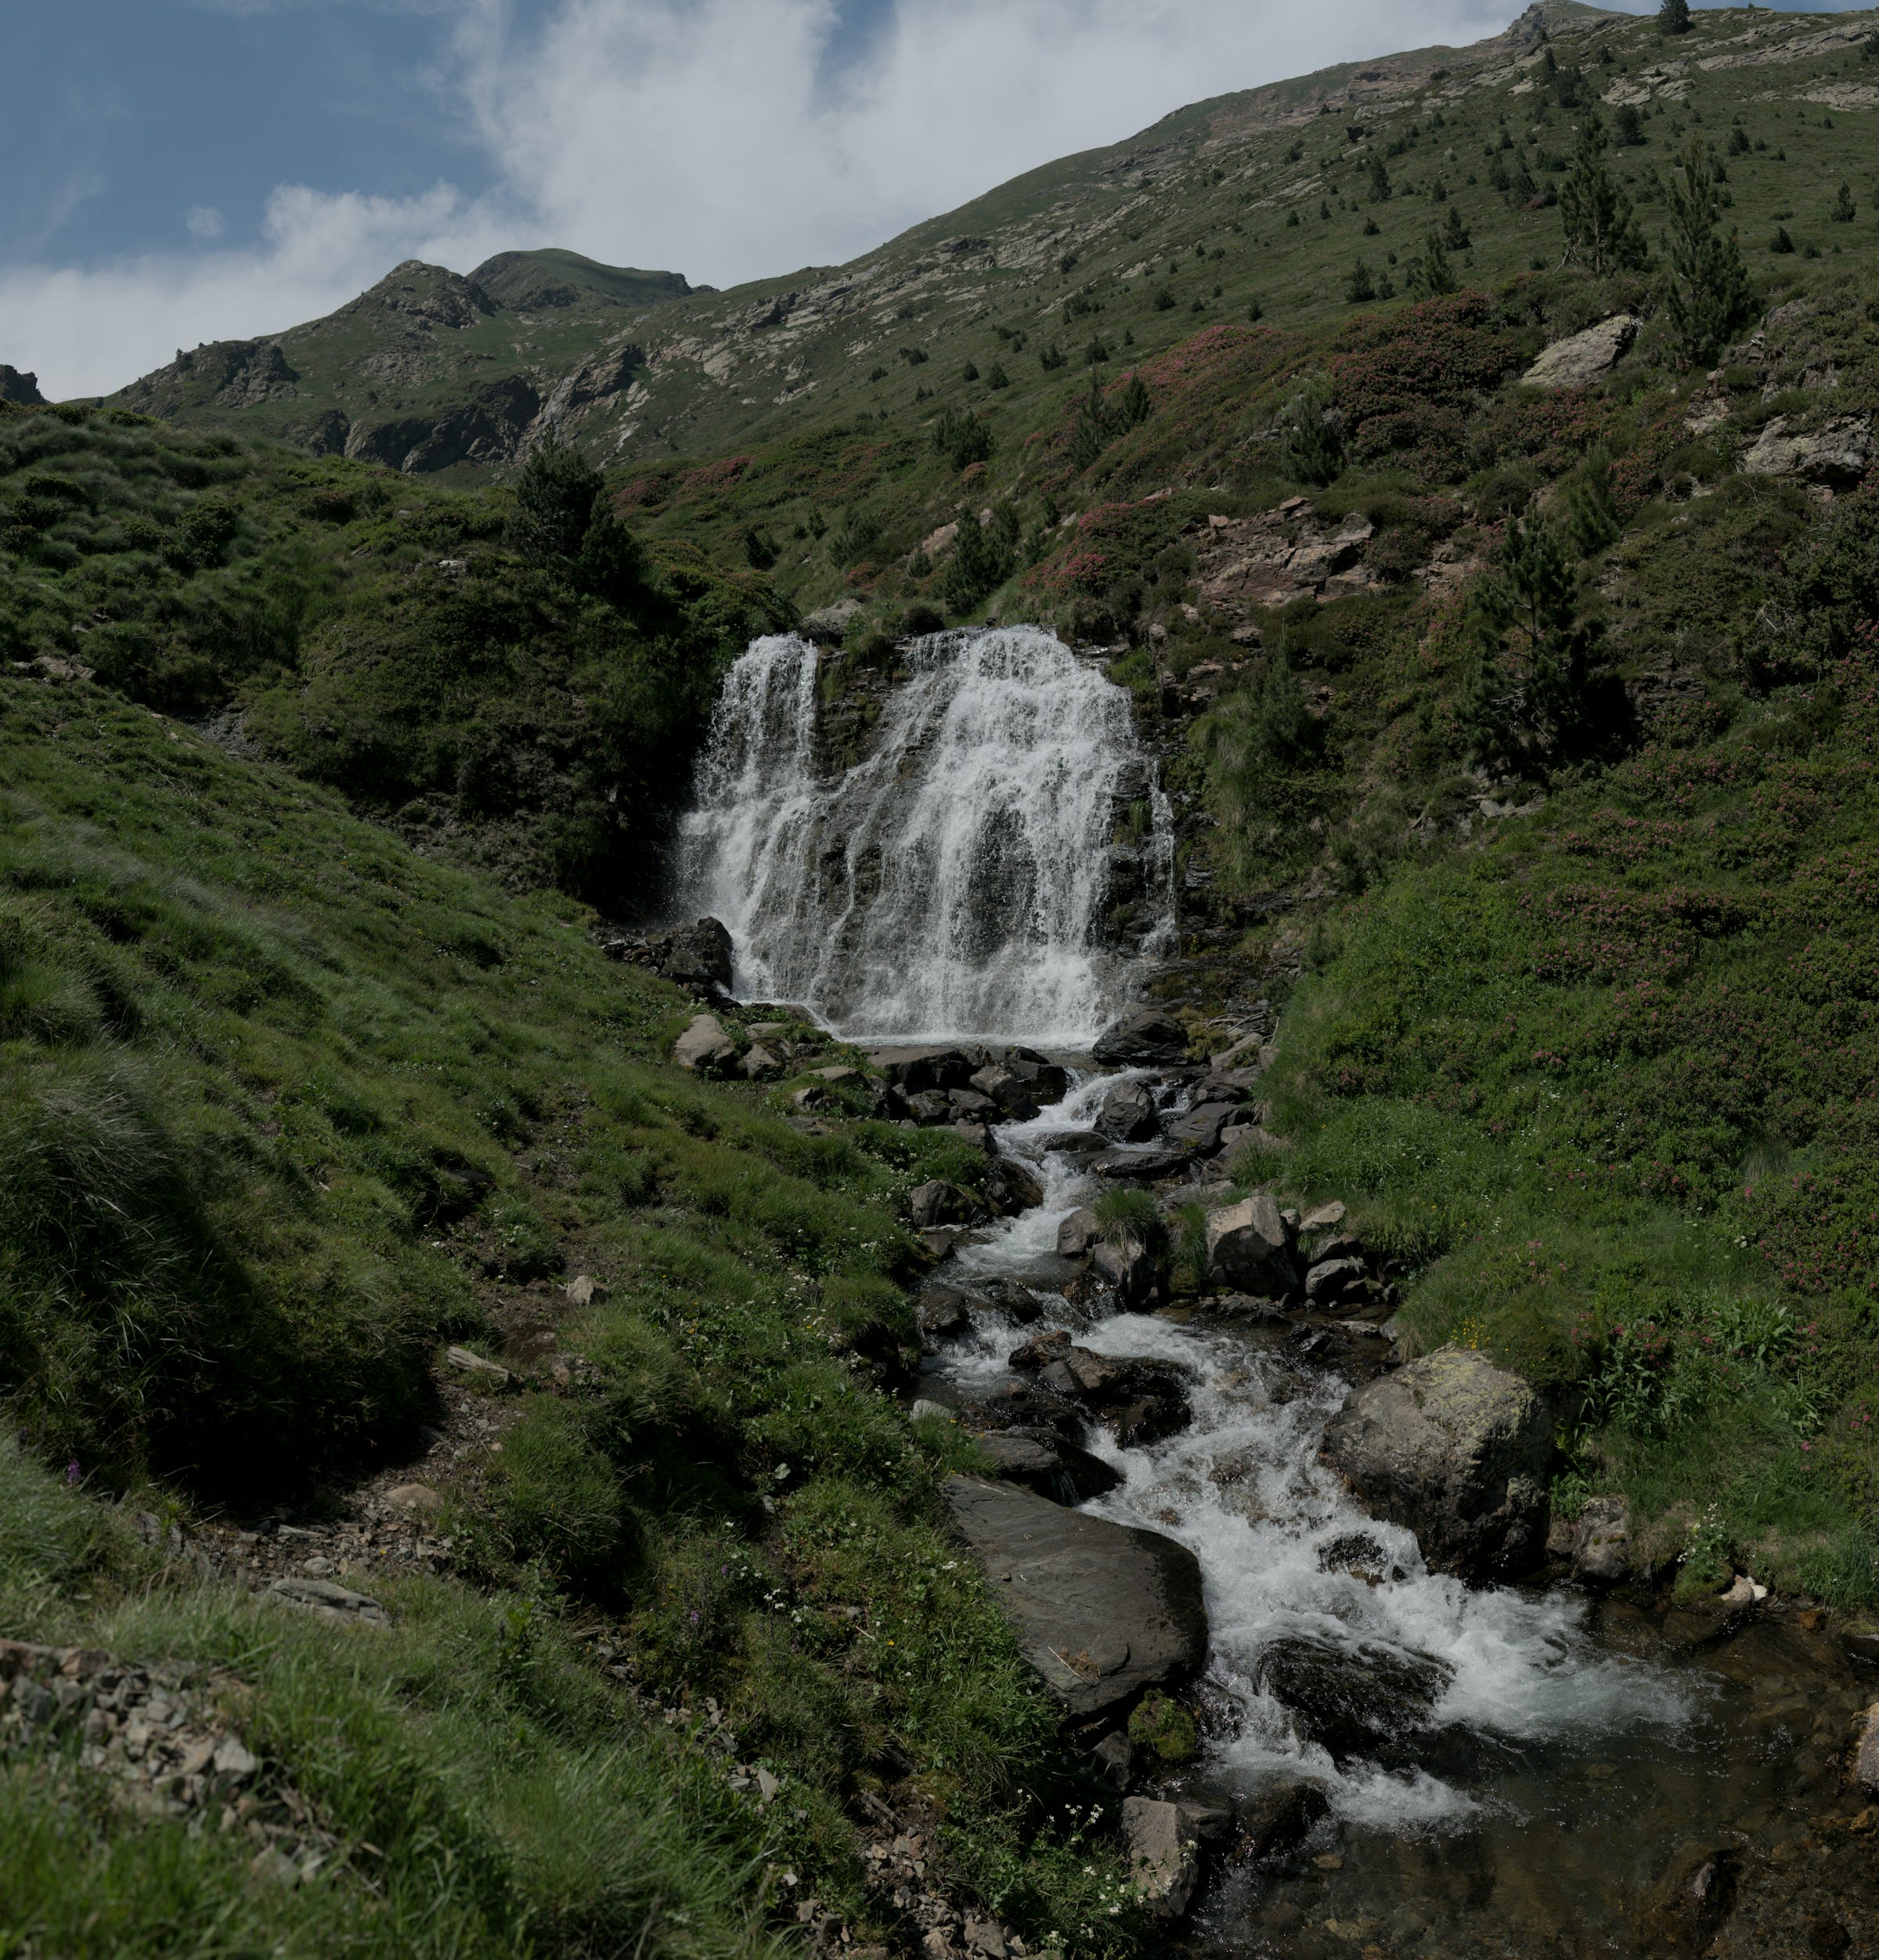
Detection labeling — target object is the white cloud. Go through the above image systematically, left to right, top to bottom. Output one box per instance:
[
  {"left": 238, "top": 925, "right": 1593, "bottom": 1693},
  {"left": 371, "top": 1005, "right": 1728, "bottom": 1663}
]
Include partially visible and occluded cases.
[
  {"left": 0, "top": 0, "right": 1735, "bottom": 398},
  {"left": 0, "top": 182, "right": 512, "bottom": 401},
  {"left": 184, "top": 205, "right": 227, "bottom": 241}
]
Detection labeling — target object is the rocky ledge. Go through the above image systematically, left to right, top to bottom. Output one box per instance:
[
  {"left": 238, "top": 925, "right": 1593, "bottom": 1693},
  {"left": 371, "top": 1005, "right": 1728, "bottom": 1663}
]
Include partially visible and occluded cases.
[{"left": 942, "top": 1475, "right": 1208, "bottom": 1720}]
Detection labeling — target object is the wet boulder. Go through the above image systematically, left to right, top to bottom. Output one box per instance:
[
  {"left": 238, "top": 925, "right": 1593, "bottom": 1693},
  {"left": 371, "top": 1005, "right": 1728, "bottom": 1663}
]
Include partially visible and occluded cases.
[
  {"left": 662, "top": 917, "right": 734, "bottom": 988},
  {"left": 1092, "top": 1011, "right": 1190, "bottom": 1067},
  {"left": 1007, "top": 1051, "right": 1070, "bottom": 1105},
  {"left": 970, "top": 1065, "right": 1040, "bottom": 1121},
  {"left": 1095, "top": 1077, "right": 1161, "bottom": 1143},
  {"left": 1035, "top": 1127, "right": 1107, "bottom": 1159},
  {"left": 1090, "top": 1146, "right": 1189, "bottom": 1180},
  {"left": 985, "top": 1155, "right": 1045, "bottom": 1215},
  {"left": 907, "top": 1179, "right": 982, "bottom": 1229},
  {"left": 1204, "top": 1192, "right": 1295, "bottom": 1294},
  {"left": 1056, "top": 1206, "right": 1100, "bottom": 1258},
  {"left": 1091, "top": 1235, "right": 1159, "bottom": 1307},
  {"left": 976, "top": 1277, "right": 1045, "bottom": 1323},
  {"left": 918, "top": 1283, "right": 982, "bottom": 1341},
  {"left": 1059, "top": 1346, "right": 1192, "bottom": 1446},
  {"left": 1318, "top": 1347, "right": 1553, "bottom": 1580},
  {"left": 972, "top": 1428, "right": 1121, "bottom": 1503},
  {"left": 943, "top": 1475, "right": 1208, "bottom": 1716},
  {"left": 1254, "top": 1635, "right": 1454, "bottom": 1761},
  {"left": 1236, "top": 1778, "right": 1331, "bottom": 1861},
  {"left": 1636, "top": 1847, "right": 1740, "bottom": 1955}
]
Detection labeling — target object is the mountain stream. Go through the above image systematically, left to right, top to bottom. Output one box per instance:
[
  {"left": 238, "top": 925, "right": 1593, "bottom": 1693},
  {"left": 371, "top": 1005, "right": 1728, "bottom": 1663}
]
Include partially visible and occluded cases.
[{"left": 683, "top": 629, "right": 1877, "bottom": 1955}]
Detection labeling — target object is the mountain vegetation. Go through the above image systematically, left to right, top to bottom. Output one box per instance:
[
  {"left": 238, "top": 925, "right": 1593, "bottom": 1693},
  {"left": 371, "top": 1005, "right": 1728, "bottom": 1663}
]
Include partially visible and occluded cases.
[{"left": 5, "top": 0, "right": 1879, "bottom": 1952}]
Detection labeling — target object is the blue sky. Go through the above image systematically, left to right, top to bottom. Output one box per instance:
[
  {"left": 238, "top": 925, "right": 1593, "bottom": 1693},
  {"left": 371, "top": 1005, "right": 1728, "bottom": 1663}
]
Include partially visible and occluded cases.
[{"left": 2, "top": 0, "right": 1869, "bottom": 397}]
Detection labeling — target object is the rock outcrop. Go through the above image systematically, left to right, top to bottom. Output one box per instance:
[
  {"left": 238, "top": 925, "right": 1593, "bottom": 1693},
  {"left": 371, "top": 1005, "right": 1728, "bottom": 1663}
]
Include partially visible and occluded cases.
[
  {"left": 1521, "top": 314, "right": 1639, "bottom": 391},
  {"left": 1740, "top": 413, "right": 1872, "bottom": 488},
  {"left": 1318, "top": 1346, "right": 1553, "bottom": 1579},
  {"left": 942, "top": 1475, "right": 1207, "bottom": 1716}
]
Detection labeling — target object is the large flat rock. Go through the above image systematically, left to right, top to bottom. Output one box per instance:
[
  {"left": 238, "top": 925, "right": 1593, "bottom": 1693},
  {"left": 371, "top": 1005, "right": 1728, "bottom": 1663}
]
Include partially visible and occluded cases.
[{"left": 943, "top": 1475, "right": 1207, "bottom": 1717}]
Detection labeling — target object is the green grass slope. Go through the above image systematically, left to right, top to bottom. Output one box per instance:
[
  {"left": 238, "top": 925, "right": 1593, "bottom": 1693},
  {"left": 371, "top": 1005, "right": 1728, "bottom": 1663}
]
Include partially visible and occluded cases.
[
  {"left": 0, "top": 403, "right": 788, "bottom": 911},
  {"left": 0, "top": 676, "right": 1139, "bottom": 1957}
]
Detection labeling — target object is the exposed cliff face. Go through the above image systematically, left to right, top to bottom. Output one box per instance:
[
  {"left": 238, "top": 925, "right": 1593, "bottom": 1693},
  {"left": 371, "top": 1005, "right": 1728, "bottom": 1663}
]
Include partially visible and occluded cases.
[{"left": 0, "top": 366, "right": 46, "bottom": 406}]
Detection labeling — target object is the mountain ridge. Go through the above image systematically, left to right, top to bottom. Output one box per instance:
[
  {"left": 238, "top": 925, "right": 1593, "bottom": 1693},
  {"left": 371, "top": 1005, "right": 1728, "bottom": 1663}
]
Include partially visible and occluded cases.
[{"left": 95, "top": 1, "right": 1879, "bottom": 478}]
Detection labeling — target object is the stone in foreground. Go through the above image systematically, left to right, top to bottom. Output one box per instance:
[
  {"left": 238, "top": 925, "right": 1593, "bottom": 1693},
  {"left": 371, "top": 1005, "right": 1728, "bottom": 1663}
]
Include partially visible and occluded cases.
[
  {"left": 673, "top": 1012, "right": 735, "bottom": 1071},
  {"left": 1318, "top": 1345, "right": 1553, "bottom": 1579},
  {"left": 943, "top": 1475, "right": 1207, "bottom": 1717},
  {"left": 1121, "top": 1796, "right": 1206, "bottom": 1919}
]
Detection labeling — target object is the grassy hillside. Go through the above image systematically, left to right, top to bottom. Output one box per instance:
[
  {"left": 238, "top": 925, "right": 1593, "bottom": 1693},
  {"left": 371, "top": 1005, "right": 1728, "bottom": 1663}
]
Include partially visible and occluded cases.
[
  {"left": 99, "top": 3, "right": 1879, "bottom": 482},
  {"left": 0, "top": 403, "right": 788, "bottom": 912},
  {"left": 0, "top": 673, "right": 1140, "bottom": 1956}
]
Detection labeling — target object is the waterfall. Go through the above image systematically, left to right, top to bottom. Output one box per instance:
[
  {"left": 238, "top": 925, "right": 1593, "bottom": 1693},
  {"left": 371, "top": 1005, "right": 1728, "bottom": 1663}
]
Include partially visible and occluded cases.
[{"left": 677, "top": 625, "right": 1174, "bottom": 1045}]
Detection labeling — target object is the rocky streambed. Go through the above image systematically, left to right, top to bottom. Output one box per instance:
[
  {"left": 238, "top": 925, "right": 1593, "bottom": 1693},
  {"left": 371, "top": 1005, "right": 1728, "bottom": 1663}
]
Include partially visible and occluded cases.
[{"left": 881, "top": 1035, "right": 1879, "bottom": 1960}]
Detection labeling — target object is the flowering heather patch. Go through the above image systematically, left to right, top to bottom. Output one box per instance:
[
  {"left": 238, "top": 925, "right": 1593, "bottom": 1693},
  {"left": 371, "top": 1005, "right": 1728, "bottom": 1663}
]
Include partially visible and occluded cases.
[
  {"left": 1328, "top": 291, "right": 1531, "bottom": 431},
  {"left": 1138, "top": 323, "right": 1278, "bottom": 395},
  {"left": 1471, "top": 388, "right": 1615, "bottom": 475},
  {"left": 678, "top": 456, "right": 754, "bottom": 496},
  {"left": 615, "top": 474, "right": 669, "bottom": 509},
  {"left": 1023, "top": 550, "right": 1111, "bottom": 595}
]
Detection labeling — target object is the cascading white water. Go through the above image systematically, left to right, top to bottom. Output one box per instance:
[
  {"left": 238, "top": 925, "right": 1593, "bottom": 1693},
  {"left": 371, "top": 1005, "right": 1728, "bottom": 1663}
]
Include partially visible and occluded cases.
[{"left": 677, "top": 626, "right": 1174, "bottom": 1044}]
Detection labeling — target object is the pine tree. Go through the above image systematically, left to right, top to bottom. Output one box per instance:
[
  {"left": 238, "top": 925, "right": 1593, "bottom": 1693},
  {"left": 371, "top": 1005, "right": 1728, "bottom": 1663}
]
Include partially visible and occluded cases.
[
  {"left": 1658, "top": 0, "right": 1691, "bottom": 34},
  {"left": 1559, "top": 111, "right": 1649, "bottom": 275},
  {"left": 1665, "top": 144, "right": 1755, "bottom": 363},
  {"left": 1368, "top": 154, "right": 1393, "bottom": 204},
  {"left": 1831, "top": 182, "right": 1857, "bottom": 224},
  {"left": 1444, "top": 202, "right": 1472, "bottom": 251},
  {"left": 1406, "top": 229, "right": 1459, "bottom": 300},
  {"left": 1345, "top": 258, "right": 1377, "bottom": 303},
  {"left": 1282, "top": 378, "right": 1344, "bottom": 485},
  {"left": 508, "top": 428, "right": 602, "bottom": 561},
  {"left": 1563, "top": 450, "right": 1621, "bottom": 558},
  {"left": 1470, "top": 512, "right": 1603, "bottom": 755}
]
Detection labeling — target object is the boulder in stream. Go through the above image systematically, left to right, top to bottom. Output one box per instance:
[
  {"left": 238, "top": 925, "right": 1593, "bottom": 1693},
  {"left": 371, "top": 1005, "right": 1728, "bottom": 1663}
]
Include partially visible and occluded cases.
[
  {"left": 1092, "top": 1011, "right": 1191, "bottom": 1067},
  {"left": 1094, "top": 1077, "right": 1161, "bottom": 1142},
  {"left": 1090, "top": 1146, "right": 1189, "bottom": 1181},
  {"left": 1203, "top": 1191, "right": 1295, "bottom": 1294},
  {"left": 1056, "top": 1206, "right": 1100, "bottom": 1258},
  {"left": 1090, "top": 1235, "right": 1159, "bottom": 1307},
  {"left": 1318, "top": 1346, "right": 1553, "bottom": 1579},
  {"left": 972, "top": 1429, "right": 1121, "bottom": 1504},
  {"left": 943, "top": 1475, "right": 1207, "bottom": 1717},
  {"left": 1571, "top": 1495, "right": 1632, "bottom": 1586},
  {"left": 1254, "top": 1634, "right": 1454, "bottom": 1761},
  {"left": 1235, "top": 1778, "right": 1331, "bottom": 1861},
  {"left": 1121, "top": 1796, "right": 1214, "bottom": 1919}
]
